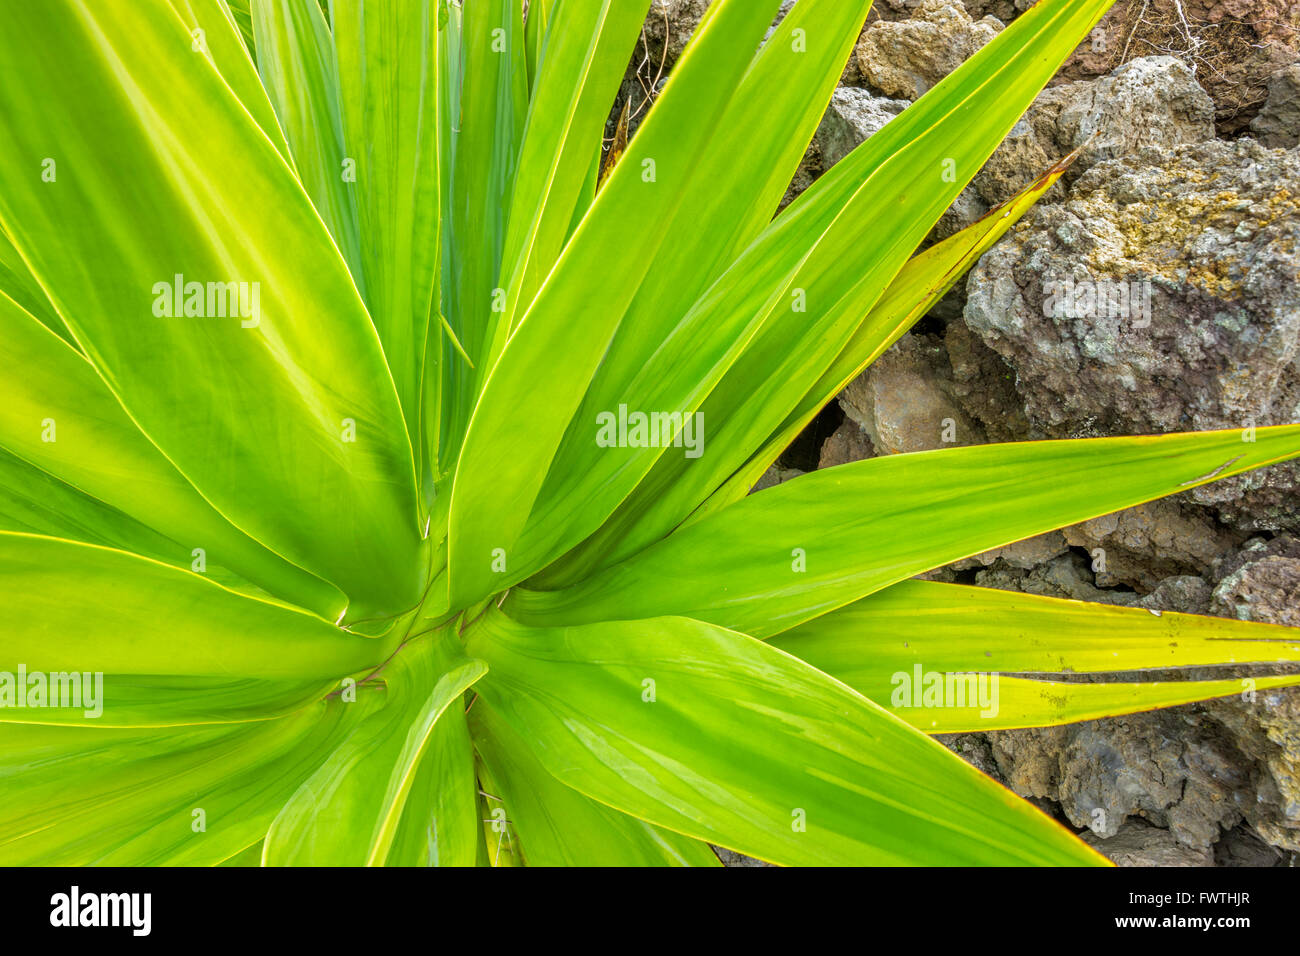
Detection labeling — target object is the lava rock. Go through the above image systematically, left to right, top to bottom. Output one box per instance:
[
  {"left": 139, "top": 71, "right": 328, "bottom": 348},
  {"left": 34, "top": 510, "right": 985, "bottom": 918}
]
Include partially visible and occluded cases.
[
  {"left": 854, "top": 0, "right": 1003, "bottom": 100},
  {"left": 1053, "top": 0, "right": 1300, "bottom": 135},
  {"left": 980, "top": 56, "right": 1214, "bottom": 206},
  {"left": 1250, "top": 64, "right": 1300, "bottom": 149},
  {"left": 814, "top": 87, "right": 911, "bottom": 169},
  {"left": 964, "top": 139, "right": 1300, "bottom": 534},
  {"left": 838, "top": 332, "right": 983, "bottom": 454},
  {"left": 817, "top": 419, "right": 876, "bottom": 469},
  {"left": 749, "top": 464, "right": 804, "bottom": 494},
  {"left": 1062, "top": 500, "right": 1243, "bottom": 591},
  {"left": 1212, "top": 535, "right": 1300, "bottom": 627},
  {"left": 1081, "top": 820, "right": 1215, "bottom": 866}
]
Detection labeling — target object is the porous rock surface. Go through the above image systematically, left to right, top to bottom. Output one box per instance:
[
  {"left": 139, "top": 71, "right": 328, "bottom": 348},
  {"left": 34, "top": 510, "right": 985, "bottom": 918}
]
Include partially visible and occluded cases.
[
  {"left": 854, "top": 0, "right": 1003, "bottom": 100},
  {"left": 1250, "top": 64, "right": 1300, "bottom": 149},
  {"left": 964, "top": 139, "right": 1300, "bottom": 534}
]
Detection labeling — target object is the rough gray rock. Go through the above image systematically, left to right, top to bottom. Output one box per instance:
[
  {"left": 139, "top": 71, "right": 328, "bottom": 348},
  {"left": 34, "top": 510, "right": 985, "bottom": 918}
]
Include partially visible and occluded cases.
[
  {"left": 854, "top": 0, "right": 1003, "bottom": 100},
  {"left": 961, "top": 0, "right": 1035, "bottom": 22},
  {"left": 1052, "top": 0, "right": 1300, "bottom": 135},
  {"left": 975, "top": 56, "right": 1215, "bottom": 206},
  {"left": 1037, "top": 57, "right": 1216, "bottom": 169},
  {"left": 1250, "top": 64, "right": 1300, "bottom": 149},
  {"left": 814, "top": 87, "right": 910, "bottom": 169},
  {"left": 973, "top": 117, "right": 1054, "bottom": 208},
  {"left": 963, "top": 139, "right": 1300, "bottom": 534},
  {"left": 940, "top": 320, "right": 1030, "bottom": 439},
  {"left": 838, "top": 332, "right": 983, "bottom": 454},
  {"left": 817, "top": 418, "right": 875, "bottom": 469},
  {"left": 749, "top": 464, "right": 804, "bottom": 494},
  {"left": 1062, "top": 500, "right": 1244, "bottom": 591},
  {"left": 948, "top": 531, "right": 1069, "bottom": 573},
  {"left": 1212, "top": 535, "right": 1300, "bottom": 628},
  {"left": 974, "top": 551, "right": 1127, "bottom": 604},
  {"left": 972, "top": 557, "right": 1209, "bottom": 614},
  {"left": 1132, "top": 575, "right": 1214, "bottom": 617},
  {"left": 1205, "top": 687, "right": 1300, "bottom": 852},
  {"left": 988, "top": 708, "right": 1257, "bottom": 851},
  {"left": 1081, "top": 820, "right": 1215, "bottom": 866},
  {"left": 711, "top": 846, "right": 772, "bottom": 867}
]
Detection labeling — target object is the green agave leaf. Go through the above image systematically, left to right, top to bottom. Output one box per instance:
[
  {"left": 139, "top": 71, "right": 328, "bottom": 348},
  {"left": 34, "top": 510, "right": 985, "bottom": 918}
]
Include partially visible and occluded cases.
[
  {"left": 0, "top": 0, "right": 424, "bottom": 619},
  {"left": 5, "top": 0, "right": 1279, "bottom": 870},
  {"left": 169, "top": 0, "right": 292, "bottom": 159},
  {"left": 220, "top": 0, "right": 259, "bottom": 60},
  {"left": 251, "top": 0, "right": 365, "bottom": 282},
  {"left": 333, "top": 0, "right": 442, "bottom": 491},
  {"left": 427, "top": 0, "right": 464, "bottom": 500},
  {"left": 439, "top": 0, "right": 528, "bottom": 474},
  {"left": 447, "top": 0, "right": 788, "bottom": 608},
  {"left": 491, "top": 0, "right": 652, "bottom": 359},
  {"left": 506, "top": 0, "right": 875, "bottom": 587},
  {"left": 523, "top": 0, "right": 554, "bottom": 91},
  {"left": 539, "top": 0, "right": 1115, "bottom": 587},
  {"left": 568, "top": 141, "right": 602, "bottom": 239},
  {"left": 693, "top": 154, "right": 1076, "bottom": 527},
  {"left": 0, "top": 226, "right": 67, "bottom": 344},
  {"left": 0, "top": 289, "right": 345, "bottom": 615},
  {"left": 508, "top": 426, "right": 1300, "bottom": 638},
  {"left": 0, "top": 445, "right": 196, "bottom": 573},
  {"left": 0, "top": 449, "right": 317, "bottom": 610},
  {"left": 0, "top": 532, "right": 394, "bottom": 726},
  {"left": 784, "top": 579, "right": 1300, "bottom": 674},
  {"left": 773, "top": 580, "right": 1300, "bottom": 732},
  {"left": 467, "top": 609, "right": 1106, "bottom": 866},
  {"left": 264, "top": 631, "right": 486, "bottom": 865},
  {"left": 879, "top": 674, "right": 1300, "bottom": 734},
  {"left": 3, "top": 675, "right": 339, "bottom": 730},
  {"left": 386, "top": 688, "right": 480, "bottom": 866},
  {"left": 0, "top": 691, "right": 383, "bottom": 865},
  {"left": 470, "top": 697, "right": 721, "bottom": 866}
]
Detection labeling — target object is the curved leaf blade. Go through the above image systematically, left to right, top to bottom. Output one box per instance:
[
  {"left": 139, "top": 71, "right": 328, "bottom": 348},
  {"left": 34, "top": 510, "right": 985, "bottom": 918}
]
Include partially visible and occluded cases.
[
  {"left": 0, "top": 0, "right": 424, "bottom": 617},
  {"left": 446, "top": 0, "right": 787, "bottom": 608},
  {"left": 539, "top": 0, "right": 1115, "bottom": 587},
  {"left": 0, "top": 289, "right": 344, "bottom": 615},
  {"left": 509, "top": 426, "right": 1300, "bottom": 638},
  {"left": 0, "top": 532, "right": 394, "bottom": 727},
  {"left": 773, "top": 580, "right": 1300, "bottom": 732},
  {"left": 467, "top": 609, "right": 1106, "bottom": 866},
  {"left": 263, "top": 632, "right": 486, "bottom": 866},
  {"left": 0, "top": 692, "right": 380, "bottom": 866},
  {"left": 470, "top": 697, "right": 721, "bottom": 866}
]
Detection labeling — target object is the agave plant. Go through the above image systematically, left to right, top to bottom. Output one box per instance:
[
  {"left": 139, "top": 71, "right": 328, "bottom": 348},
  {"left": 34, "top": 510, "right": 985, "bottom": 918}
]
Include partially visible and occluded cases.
[{"left": 1, "top": 0, "right": 1298, "bottom": 867}]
